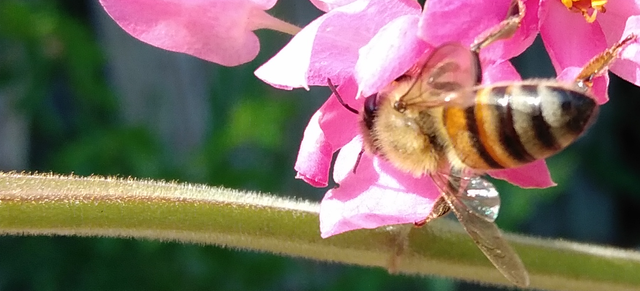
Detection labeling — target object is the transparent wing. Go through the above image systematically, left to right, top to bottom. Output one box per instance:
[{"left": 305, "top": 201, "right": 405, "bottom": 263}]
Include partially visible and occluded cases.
[
  {"left": 396, "top": 42, "right": 480, "bottom": 110},
  {"left": 430, "top": 169, "right": 530, "bottom": 287},
  {"left": 457, "top": 176, "right": 501, "bottom": 222}
]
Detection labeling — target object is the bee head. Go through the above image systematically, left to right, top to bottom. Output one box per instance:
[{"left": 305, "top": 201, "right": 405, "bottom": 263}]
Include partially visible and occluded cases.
[
  {"left": 359, "top": 93, "right": 384, "bottom": 156},
  {"left": 362, "top": 93, "right": 378, "bottom": 131}
]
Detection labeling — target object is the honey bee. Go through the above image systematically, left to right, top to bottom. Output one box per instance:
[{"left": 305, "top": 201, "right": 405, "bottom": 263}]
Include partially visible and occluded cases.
[{"left": 328, "top": 1, "right": 635, "bottom": 285}]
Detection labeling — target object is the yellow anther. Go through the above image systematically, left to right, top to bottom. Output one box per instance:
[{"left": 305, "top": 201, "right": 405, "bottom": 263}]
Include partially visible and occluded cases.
[{"left": 561, "top": 0, "right": 607, "bottom": 23}]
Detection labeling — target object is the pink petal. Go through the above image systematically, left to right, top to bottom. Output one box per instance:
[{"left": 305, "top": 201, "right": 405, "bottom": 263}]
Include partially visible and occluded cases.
[
  {"left": 99, "top": 0, "right": 274, "bottom": 66},
  {"left": 248, "top": 0, "right": 276, "bottom": 9},
  {"left": 255, "top": 0, "right": 421, "bottom": 90},
  {"left": 309, "top": 0, "right": 358, "bottom": 12},
  {"left": 419, "top": 0, "right": 538, "bottom": 61},
  {"left": 539, "top": 0, "right": 608, "bottom": 74},
  {"left": 596, "top": 0, "right": 640, "bottom": 45},
  {"left": 355, "top": 15, "right": 430, "bottom": 96},
  {"left": 610, "top": 16, "right": 640, "bottom": 86},
  {"left": 620, "top": 16, "right": 640, "bottom": 61},
  {"left": 480, "top": 59, "right": 522, "bottom": 84},
  {"left": 611, "top": 59, "right": 640, "bottom": 87},
  {"left": 557, "top": 67, "right": 609, "bottom": 104},
  {"left": 294, "top": 78, "right": 361, "bottom": 187},
  {"left": 295, "top": 111, "right": 335, "bottom": 187},
  {"left": 331, "top": 135, "right": 366, "bottom": 183},
  {"left": 320, "top": 137, "right": 439, "bottom": 237},
  {"left": 489, "top": 160, "right": 556, "bottom": 188}
]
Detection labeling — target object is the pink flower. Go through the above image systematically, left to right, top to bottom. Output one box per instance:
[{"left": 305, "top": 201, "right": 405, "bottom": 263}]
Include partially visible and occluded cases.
[
  {"left": 99, "top": 0, "right": 298, "bottom": 66},
  {"left": 256, "top": 0, "right": 550, "bottom": 237},
  {"left": 539, "top": 0, "right": 640, "bottom": 103}
]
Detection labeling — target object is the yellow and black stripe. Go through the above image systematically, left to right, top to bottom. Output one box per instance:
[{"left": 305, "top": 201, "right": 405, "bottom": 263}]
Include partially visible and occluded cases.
[
  {"left": 443, "top": 83, "right": 598, "bottom": 170},
  {"left": 494, "top": 87, "right": 536, "bottom": 164}
]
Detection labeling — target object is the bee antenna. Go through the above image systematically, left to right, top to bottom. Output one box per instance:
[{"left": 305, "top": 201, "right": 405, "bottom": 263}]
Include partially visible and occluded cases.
[{"left": 327, "top": 78, "right": 359, "bottom": 115}]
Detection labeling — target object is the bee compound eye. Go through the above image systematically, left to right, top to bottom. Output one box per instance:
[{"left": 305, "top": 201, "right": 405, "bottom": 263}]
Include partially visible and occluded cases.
[
  {"left": 363, "top": 94, "right": 378, "bottom": 130},
  {"left": 364, "top": 94, "right": 378, "bottom": 116}
]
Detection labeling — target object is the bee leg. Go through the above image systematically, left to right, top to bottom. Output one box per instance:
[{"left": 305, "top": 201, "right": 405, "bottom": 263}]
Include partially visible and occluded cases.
[
  {"left": 468, "top": 0, "right": 523, "bottom": 85},
  {"left": 470, "top": 0, "right": 524, "bottom": 53},
  {"left": 574, "top": 34, "right": 637, "bottom": 89},
  {"left": 351, "top": 148, "right": 365, "bottom": 174},
  {"left": 413, "top": 196, "right": 451, "bottom": 227}
]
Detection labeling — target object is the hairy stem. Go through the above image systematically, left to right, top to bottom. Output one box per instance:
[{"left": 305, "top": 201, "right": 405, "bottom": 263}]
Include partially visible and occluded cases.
[{"left": 0, "top": 172, "right": 638, "bottom": 290}]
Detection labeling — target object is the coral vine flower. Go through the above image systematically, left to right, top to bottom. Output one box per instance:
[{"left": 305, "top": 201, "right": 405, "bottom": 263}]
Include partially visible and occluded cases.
[
  {"left": 99, "top": 0, "right": 299, "bottom": 66},
  {"left": 256, "top": 0, "right": 549, "bottom": 237},
  {"left": 540, "top": 0, "right": 640, "bottom": 103}
]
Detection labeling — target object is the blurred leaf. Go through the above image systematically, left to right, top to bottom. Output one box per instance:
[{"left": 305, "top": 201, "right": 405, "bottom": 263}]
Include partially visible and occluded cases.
[
  {"left": 223, "top": 98, "right": 295, "bottom": 150},
  {"left": 46, "top": 127, "right": 163, "bottom": 177}
]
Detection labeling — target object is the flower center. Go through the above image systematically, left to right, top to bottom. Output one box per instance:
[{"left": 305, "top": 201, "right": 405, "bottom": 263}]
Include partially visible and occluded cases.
[{"left": 561, "top": 0, "right": 607, "bottom": 23}]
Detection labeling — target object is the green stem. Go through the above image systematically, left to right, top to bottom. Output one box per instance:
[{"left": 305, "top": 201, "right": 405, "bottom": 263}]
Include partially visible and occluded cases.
[{"left": 0, "top": 172, "right": 638, "bottom": 290}]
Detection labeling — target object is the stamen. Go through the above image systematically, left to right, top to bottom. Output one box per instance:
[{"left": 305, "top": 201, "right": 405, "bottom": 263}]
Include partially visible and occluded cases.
[{"left": 561, "top": 0, "right": 607, "bottom": 23}]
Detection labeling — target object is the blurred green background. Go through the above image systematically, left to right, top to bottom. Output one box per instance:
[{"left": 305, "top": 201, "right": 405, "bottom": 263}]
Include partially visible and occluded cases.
[{"left": 1, "top": 0, "right": 639, "bottom": 290}]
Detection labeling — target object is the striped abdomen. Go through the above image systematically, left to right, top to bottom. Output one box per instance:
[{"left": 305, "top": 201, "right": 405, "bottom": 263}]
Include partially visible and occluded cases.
[{"left": 442, "top": 83, "right": 599, "bottom": 170}]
